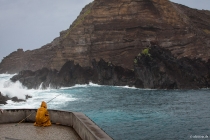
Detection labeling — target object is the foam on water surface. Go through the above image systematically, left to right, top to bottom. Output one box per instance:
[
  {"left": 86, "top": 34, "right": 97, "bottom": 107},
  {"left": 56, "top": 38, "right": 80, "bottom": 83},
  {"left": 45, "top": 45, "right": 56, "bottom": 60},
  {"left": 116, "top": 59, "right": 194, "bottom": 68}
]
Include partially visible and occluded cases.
[
  {"left": 0, "top": 74, "right": 78, "bottom": 109},
  {"left": 1, "top": 74, "right": 210, "bottom": 140}
]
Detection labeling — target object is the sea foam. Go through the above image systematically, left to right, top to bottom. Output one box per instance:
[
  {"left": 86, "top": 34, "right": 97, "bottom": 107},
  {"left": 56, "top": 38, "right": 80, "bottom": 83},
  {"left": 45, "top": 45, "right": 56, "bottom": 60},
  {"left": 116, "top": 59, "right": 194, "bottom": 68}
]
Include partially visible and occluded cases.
[
  {"left": 0, "top": 74, "right": 31, "bottom": 100},
  {"left": 0, "top": 74, "right": 77, "bottom": 109}
]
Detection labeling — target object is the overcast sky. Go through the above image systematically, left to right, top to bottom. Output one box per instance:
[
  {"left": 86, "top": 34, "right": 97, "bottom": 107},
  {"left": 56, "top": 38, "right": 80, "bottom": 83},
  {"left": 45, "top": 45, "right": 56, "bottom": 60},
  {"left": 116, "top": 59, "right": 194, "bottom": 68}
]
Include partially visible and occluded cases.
[{"left": 0, "top": 0, "right": 210, "bottom": 62}]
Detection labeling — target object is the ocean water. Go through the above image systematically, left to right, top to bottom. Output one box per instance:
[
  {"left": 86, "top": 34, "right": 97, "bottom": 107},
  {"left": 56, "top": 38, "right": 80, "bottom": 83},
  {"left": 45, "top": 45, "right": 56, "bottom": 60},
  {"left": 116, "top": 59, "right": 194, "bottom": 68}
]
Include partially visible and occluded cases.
[{"left": 0, "top": 74, "right": 210, "bottom": 140}]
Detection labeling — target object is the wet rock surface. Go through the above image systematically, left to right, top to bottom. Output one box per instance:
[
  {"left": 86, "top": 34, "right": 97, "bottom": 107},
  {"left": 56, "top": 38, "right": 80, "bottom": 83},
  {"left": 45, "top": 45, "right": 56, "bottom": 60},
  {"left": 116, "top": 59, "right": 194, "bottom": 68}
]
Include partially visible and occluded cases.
[
  {"left": 11, "top": 46, "right": 210, "bottom": 89},
  {"left": 134, "top": 46, "right": 210, "bottom": 89},
  {"left": 11, "top": 59, "right": 135, "bottom": 89},
  {"left": 0, "top": 91, "right": 31, "bottom": 104},
  {"left": 0, "top": 92, "right": 8, "bottom": 104}
]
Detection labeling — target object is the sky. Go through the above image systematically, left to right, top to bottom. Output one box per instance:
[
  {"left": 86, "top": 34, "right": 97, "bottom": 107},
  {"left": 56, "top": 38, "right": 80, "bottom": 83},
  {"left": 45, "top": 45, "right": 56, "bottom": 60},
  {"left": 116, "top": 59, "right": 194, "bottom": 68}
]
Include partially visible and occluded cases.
[{"left": 0, "top": 0, "right": 210, "bottom": 62}]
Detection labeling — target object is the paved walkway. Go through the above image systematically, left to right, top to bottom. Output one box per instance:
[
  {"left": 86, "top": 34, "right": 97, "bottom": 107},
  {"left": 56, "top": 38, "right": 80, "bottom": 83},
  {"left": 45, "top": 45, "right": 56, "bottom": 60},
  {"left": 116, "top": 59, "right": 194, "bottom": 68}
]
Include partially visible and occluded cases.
[{"left": 0, "top": 123, "right": 82, "bottom": 140}]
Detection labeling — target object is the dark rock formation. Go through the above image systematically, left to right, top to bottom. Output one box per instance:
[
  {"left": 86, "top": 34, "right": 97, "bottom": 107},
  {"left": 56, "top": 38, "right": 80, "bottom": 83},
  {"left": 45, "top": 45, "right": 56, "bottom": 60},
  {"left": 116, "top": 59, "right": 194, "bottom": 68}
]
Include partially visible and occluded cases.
[
  {"left": 0, "top": 0, "right": 210, "bottom": 75},
  {"left": 11, "top": 45, "right": 210, "bottom": 89},
  {"left": 134, "top": 46, "right": 210, "bottom": 89},
  {"left": 11, "top": 59, "right": 135, "bottom": 89},
  {"left": 0, "top": 91, "right": 31, "bottom": 104},
  {"left": 0, "top": 92, "right": 8, "bottom": 104}
]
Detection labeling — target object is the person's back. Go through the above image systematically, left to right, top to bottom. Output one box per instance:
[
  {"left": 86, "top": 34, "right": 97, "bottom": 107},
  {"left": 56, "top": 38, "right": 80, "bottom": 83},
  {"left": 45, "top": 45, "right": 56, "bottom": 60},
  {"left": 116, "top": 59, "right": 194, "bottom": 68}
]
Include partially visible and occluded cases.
[{"left": 34, "top": 101, "right": 51, "bottom": 127}]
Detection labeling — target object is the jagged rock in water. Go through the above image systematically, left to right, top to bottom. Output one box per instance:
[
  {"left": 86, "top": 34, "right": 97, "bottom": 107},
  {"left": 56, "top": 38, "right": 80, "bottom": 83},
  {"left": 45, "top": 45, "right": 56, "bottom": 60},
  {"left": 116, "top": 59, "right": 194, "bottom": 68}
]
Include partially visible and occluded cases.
[
  {"left": 0, "top": 0, "right": 210, "bottom": 74},
  {"left": 11, "top": 59, "right": 135, "bottom": 89},
  {"left": 0, "top": 91, "right": 31, "bottom": 104},
  {"left": 0, "top": 92, "right": 9, "bottom": 104}
]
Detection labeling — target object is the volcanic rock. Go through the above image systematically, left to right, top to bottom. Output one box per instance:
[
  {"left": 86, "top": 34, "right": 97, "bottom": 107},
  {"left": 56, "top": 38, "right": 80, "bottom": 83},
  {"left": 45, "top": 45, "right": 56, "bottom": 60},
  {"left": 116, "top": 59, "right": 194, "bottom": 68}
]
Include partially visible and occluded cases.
[
  {"left": 10, "top": 45, "right": 210, "bottom": 89},
  {"left": 134, "top": 46, "right": 210, "bottom": 89},
  {"left": 11, "top": 59, "right": 135, "bottom": 89},
  {"left": 0, "top": 91, "right": 31, "bottom": 104},
  {"left": 0, "top": 92, "right": 9, "bottom": 104}
]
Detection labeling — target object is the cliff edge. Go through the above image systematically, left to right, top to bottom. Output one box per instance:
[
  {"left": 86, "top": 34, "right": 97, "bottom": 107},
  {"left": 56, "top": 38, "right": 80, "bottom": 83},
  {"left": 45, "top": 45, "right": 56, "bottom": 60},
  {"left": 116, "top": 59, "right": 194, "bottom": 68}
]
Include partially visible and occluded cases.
[{"left": 0, "top": 0, "right": 210, "bottom": 74}]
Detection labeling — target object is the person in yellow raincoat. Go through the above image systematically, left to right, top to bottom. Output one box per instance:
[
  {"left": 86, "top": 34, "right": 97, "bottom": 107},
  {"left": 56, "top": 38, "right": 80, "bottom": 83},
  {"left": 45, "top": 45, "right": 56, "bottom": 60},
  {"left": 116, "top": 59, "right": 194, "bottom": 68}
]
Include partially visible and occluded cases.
[{"left": 34, "top": 101, "right": 51, "bottom": 127}]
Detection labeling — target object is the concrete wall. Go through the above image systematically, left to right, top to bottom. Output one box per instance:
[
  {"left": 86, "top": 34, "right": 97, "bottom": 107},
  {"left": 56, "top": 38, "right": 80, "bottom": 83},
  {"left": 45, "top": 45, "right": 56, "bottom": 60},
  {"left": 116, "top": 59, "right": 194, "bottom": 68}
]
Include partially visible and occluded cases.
[{"left": 0, "top": 109, "right": 113, "bottom": 140}]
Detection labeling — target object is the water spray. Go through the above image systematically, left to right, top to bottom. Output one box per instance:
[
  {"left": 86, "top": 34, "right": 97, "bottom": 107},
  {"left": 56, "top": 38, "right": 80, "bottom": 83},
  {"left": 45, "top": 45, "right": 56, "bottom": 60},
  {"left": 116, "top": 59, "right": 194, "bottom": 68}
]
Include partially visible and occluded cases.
[{"left": 15, "top": 93, "right": 63, "bottom": 126}]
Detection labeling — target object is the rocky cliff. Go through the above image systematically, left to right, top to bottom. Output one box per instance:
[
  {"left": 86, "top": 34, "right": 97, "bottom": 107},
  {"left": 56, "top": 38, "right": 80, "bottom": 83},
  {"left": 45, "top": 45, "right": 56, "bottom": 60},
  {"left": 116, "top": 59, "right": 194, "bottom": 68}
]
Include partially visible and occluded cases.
[
  {"left": 0, "top": 0, "right": 210, "bottom": 74},
  {"left": 10, "top": 45, "right": 210, "bottom": 89}
]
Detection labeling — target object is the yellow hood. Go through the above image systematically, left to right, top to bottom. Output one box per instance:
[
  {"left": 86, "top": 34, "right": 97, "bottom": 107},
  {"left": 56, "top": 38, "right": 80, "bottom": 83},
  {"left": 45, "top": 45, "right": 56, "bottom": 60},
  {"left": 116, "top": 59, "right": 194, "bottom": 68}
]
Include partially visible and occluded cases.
[{"left": 41, "top": 101, "right": 47, "bottom": 108}]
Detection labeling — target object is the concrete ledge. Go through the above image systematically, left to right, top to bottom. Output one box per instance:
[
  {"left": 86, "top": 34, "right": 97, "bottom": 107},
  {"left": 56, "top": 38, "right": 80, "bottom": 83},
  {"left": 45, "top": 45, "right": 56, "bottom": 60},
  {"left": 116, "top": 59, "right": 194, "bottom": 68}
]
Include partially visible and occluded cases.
[{"left": 0, "top": 109, "right": 113, "bottom": 140}]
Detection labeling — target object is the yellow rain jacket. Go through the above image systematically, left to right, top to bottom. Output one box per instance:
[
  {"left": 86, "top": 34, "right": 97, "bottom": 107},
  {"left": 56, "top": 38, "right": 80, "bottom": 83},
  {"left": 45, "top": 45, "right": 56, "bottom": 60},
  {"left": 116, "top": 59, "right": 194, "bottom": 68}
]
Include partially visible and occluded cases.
[{"left": 34, "top": 101, "right": 51, "bottom": 127}]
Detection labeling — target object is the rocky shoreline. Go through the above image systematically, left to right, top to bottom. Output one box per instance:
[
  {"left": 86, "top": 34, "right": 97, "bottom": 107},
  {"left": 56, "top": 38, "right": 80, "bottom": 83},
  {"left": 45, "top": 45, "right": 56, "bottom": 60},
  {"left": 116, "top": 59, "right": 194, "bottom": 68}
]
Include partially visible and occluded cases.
[
  {"left": 1, "top": 0, "right": 210, "bottom": 90},
  {"left": 10, "top": 46, "right": 210, "bottom": 90},
  {"left": 0, "top": 91, "right": 31, "bottom": 105}
]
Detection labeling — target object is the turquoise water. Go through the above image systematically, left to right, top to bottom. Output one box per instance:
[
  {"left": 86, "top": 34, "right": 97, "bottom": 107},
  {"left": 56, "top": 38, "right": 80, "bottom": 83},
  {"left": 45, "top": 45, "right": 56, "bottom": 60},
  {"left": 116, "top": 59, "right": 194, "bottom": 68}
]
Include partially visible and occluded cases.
[
  {"left": 1, "top": 74, "right": 210, "bottom": 139},
  {"left": 60, "top": 87, "right": 210, "bottom": 140}
]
